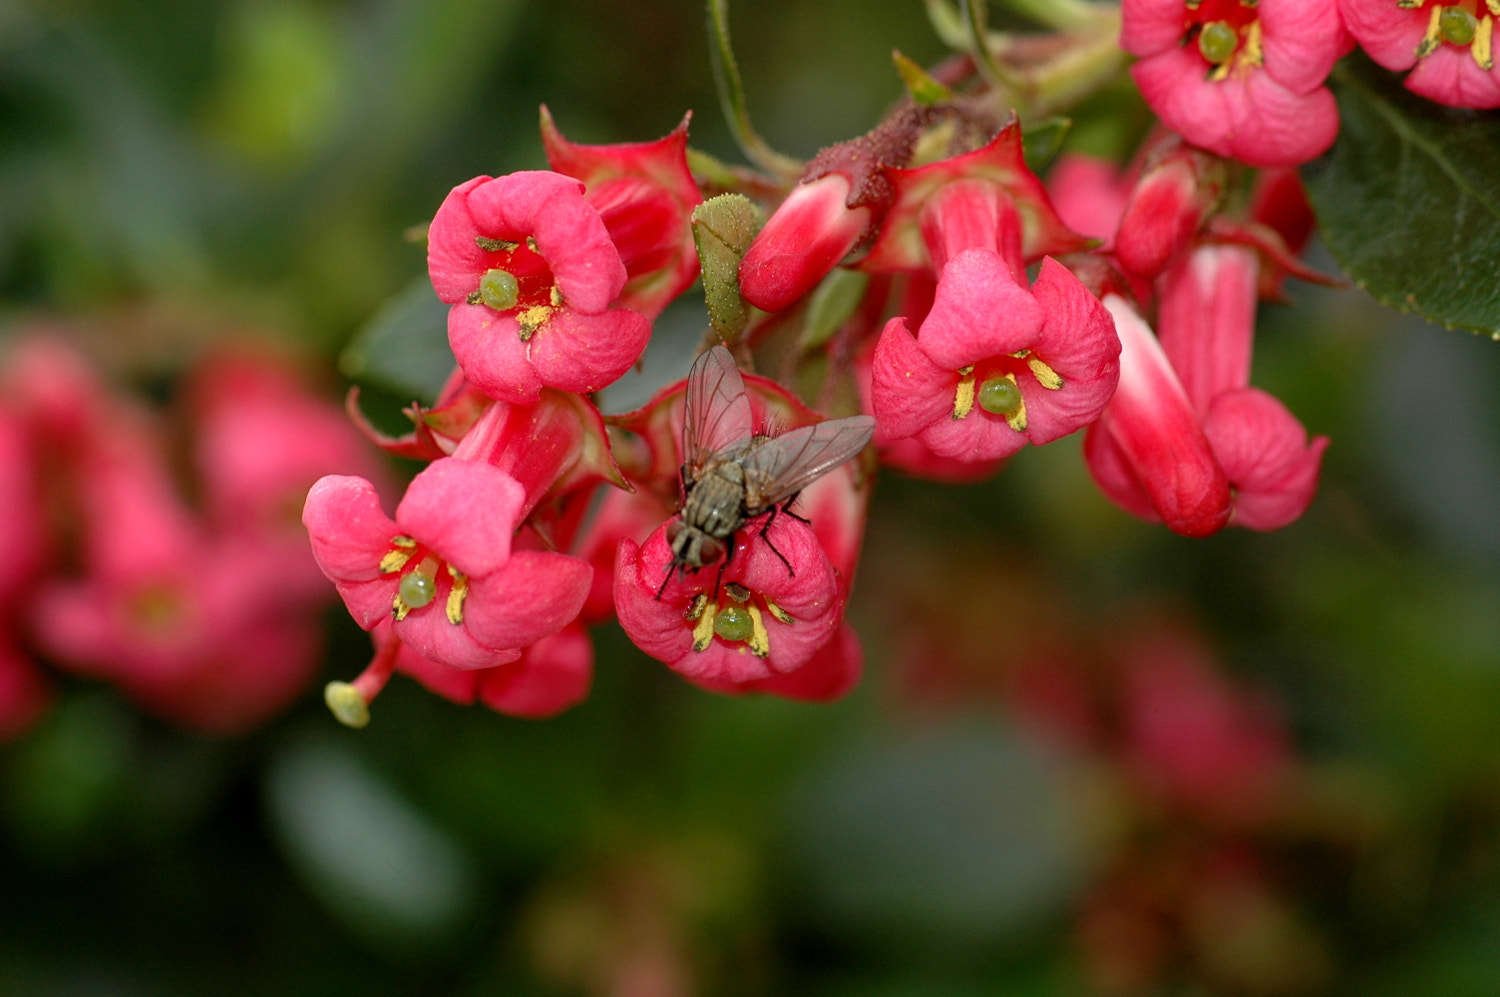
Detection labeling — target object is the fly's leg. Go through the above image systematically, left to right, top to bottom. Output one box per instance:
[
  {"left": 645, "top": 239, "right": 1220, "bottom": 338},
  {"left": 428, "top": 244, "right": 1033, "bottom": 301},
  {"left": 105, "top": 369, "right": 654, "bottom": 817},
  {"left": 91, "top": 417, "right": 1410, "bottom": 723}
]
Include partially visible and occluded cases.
[{"left": 758, "top": 504, "right": 796, "bottom": 578}]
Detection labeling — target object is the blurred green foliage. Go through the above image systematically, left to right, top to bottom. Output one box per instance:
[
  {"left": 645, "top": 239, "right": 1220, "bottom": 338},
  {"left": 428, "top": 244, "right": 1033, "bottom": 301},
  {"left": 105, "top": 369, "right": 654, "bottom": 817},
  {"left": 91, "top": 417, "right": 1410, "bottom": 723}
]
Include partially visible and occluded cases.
[{"left": 3, "top": 1, "right": 1500, "bottom": 995}]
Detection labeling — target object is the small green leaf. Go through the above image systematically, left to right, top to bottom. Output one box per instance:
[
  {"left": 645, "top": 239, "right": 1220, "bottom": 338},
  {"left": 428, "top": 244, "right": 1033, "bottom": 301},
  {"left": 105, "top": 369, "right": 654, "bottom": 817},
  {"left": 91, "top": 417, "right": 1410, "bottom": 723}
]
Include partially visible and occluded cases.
[
  {"left": 892, "top": 49, "right": 952, "bottom": 106},
  {"left": 1303, "top": 54, "right": 1500, "bottom": 339},
  {"left": 1021, "top": 116, "right": 1071, "bottom": 174},
  {"left": 692, "top": 193, "right": 765, "bottom": 342},
  {"left": 801, "top": 268, "right": 870, "bottom": 352},
  {"left": 339, "top": 275, "right": 455, "bottom": 403}
]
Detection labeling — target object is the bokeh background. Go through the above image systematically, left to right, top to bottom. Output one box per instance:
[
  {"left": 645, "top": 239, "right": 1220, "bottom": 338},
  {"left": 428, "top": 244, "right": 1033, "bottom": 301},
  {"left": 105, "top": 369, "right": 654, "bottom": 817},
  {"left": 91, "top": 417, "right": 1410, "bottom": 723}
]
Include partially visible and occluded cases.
[{"left": 3, "top": 0, "right": 1500, "bottom": 993}]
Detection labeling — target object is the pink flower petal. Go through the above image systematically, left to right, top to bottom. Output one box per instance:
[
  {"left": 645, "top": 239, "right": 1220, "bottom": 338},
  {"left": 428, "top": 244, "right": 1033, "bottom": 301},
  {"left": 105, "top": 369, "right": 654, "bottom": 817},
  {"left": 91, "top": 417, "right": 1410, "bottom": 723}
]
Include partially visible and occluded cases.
[
  {"left": 1260, "top": 0, "right": 1349, "bottom": 95},
  {"left": 1338, "top": 0, "right": 1425, "bottom": 69},
  {"left": 1405, "top": 47, "right": 1500, "bottom": 109},
  {"left": 1156, "top": 245, "right": 1257, "bottom": 413},
  {"left": 917, "top": 248, "right": 1045, "bottom": 369},
  {"left": 1022, "top": 258, "right": 1120, "bottom": 446},
  {"left": 447, "top": 304, "right": 544, "bottom": 403},
  {"left": 526, "top": 306, "right": 653, "bottom": 395},
  {"left": 870, "top": 317, "right": 959, "bottom": 442},
  {"left": 1203, "top": 387, "right": 1328, "bottom": 530},
  {"left": 395, "top": 458, "right": 524, "bottom": 578},
  {"left": 303, "top": 474, "right": 401, "bottom": 629},
  {"left": 462, "top": 550, "right": 592, "bottom": 652},
  {"left": 478, "top": 625, "right": 593, "bottom": 718}
]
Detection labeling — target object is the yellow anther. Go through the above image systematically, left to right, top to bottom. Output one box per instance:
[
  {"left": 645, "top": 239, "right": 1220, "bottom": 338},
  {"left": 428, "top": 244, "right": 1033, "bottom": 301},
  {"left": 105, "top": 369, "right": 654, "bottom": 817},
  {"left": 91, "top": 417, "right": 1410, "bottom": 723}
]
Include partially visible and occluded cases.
[
  {"left": 1488, "top": 0, "right": 1500, "bottom": 17},
  {"left": 1416, "top": 5, "right": 1444, "bottom": 58},
  {"left": 1474, "top": 14, "right": 1494, "bottom": 69},
  {"left": 517, "top": 305, "right": 552, "bottom": 341},
  {"left": 1027, "top": 356, "right": 1064, "bottom": 391},
  {"left": 953, "top": 370, "right": 977, "bottom": 420},
  {"left": 379, "top": 547, "right": 413, "bottom": 574},
  {"left": 445, "top": 567, "right": 469, "bottom": 625},
  {"left": 685, "top": 591, "right": 709, "bottom": 621},
  {"left": 692, "top": 599, "right": 718, "bottom": 651},
  {"left": 765, "top": 599, "right": 794, "bottom": 625},
  {"left": 746, "top": 605, "right": 770, "bottom": 659}
]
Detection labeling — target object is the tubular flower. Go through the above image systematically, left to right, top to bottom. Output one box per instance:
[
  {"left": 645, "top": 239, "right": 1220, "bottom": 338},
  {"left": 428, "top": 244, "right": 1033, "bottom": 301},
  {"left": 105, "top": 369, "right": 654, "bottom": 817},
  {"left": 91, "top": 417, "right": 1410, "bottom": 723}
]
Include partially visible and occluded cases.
[
  {"left": 1122, "top": 0, "right": 1348, "bottom": 167},
  {"left": 1339, "top": 0, "right": 1500, "bottom": 107},
  {"left": 541, "top": 106, "right": 702, "bottom": 320},
  {"left": 859, "top": 119, "right": 1090, "bottom": 278},
  {"left": 428, "top": 170, "right": 652, "bottom": 403},
  {"left": 738, "top": 173, "right": 873, "bottom": 312},
  {"left": 1085, "top": 248, "right": 1327, "bottom": 535},
  {"left": 870, "top": 250, "right": 1120, "bottom": 463},
  {"left": 1086, "top": 296, "right": 1233, "bottom": 536},
  {"left": 303, "top": 457, "right": 591, "bottom": 671},
  {"left": 614, "top": 514, "right": 845, "bottom": 687}
]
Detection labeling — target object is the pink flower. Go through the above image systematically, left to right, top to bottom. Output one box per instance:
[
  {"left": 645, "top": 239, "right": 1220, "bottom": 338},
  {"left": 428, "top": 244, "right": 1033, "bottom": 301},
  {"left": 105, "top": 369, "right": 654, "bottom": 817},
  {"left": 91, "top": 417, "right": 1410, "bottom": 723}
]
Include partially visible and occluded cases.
[
  {"left": 1122, "top": 0, "right": 1348, "bottom": 166},
  {"left": 1340, "top": 0, "right": 1500, "bottom": 107},
  {"left": 541, "top": 106, "right": 702, "bottom": 320},
  {"left": 428, "top": 170, "right": 652, "bottom": 403},
  {"left": 739, "top": 173, "right": 874, "bottom": 312},
  {"left": 870, "top": 250, "right": 1120, "bottom": 463},
  {"left": 0, "top": 405, "right": 45, "bottom": 605},
  {"left": 32, "top": 415, "right": 323, "bottom": 733},
  {"left": 303, "top": 457, "right": 591, "bottom": 670},
  {"left": 615, "top": 513, "right": 845, "bottom": 686}
]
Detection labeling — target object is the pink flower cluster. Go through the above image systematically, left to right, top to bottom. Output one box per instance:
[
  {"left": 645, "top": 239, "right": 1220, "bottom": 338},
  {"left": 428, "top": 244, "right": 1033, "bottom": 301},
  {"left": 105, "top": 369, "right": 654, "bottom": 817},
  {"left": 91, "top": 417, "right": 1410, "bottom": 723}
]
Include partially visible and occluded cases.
[
  {"left": 1120, "top": 0, "right": 1499, "bottom": 170},
  {"left": 0, "top": 335, "right": 382, "bottom": 740}
]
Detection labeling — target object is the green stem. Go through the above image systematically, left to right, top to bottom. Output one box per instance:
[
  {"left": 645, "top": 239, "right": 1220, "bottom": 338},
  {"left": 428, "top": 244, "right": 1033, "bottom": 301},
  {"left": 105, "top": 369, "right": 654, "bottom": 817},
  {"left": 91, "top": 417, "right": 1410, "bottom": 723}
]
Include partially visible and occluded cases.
[{"left": 705, "top": 0, "right": 803, "bottom": 181}]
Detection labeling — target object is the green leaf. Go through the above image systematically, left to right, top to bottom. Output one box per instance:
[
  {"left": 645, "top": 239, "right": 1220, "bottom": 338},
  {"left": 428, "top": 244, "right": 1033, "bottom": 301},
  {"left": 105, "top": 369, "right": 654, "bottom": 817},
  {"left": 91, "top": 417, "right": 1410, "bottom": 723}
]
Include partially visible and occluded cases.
[
  {"left": 1303, "top": 54, "right": 1500, "bottom": 340},
  {"left": 1021, "top": 116, "right": 1071, "bottom": 174},
  {"left": 692, "top": 193, "right": 765, "bottom": 342},
  {"left": 339, "top": 275, "right": 454, "bottom": 403}
]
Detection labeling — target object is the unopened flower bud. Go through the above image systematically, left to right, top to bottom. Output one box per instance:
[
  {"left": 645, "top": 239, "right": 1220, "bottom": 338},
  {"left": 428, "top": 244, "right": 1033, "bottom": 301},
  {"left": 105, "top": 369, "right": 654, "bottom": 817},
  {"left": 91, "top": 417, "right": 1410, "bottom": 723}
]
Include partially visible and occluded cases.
[{"left": 739, "top": 174, "right": 872, "bottom": 313}]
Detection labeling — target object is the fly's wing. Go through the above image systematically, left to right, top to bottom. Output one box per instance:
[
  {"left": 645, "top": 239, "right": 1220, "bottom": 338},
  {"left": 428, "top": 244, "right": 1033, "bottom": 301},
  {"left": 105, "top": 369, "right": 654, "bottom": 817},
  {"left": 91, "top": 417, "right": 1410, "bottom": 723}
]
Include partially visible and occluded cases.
[
  {"left": 682, "top": 345, "right": 753, "bottom": 476},
  {"left": 739, "top": 414, "right": 876, "bottom": 511}
]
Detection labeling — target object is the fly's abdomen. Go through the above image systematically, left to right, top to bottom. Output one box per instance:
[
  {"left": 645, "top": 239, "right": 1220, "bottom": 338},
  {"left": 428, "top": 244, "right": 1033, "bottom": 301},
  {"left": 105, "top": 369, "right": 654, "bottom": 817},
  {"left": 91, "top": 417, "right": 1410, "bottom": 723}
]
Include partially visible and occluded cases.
[{"left": 683, "top": 464, "right": 747, "bottom": 539}]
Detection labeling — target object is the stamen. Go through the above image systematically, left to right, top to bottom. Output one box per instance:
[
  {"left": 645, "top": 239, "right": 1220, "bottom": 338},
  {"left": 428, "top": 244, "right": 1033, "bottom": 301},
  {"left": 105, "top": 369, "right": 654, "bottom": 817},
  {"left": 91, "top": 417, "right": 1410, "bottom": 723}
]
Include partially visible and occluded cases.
[
  {"left": 1488, "top": 0, "right": 1500, "bottom": 17},
  {"left": 1416, "top": 5, "right": 1445, "bottom": 59},
  {"left": 1473, "top": 14, "right": 1494, "bottom": 68},
  {"left": 475, "top": 236, "right": 519, "bottom": 253},
  {"left": 517, "top": 305, "right": 552, "bottom": 341},
  {"left": 1027, "top": 356, "right": 1064, "bottom": 390},
  {"left": 953, "top": 367, "right": 977, "bottom": 420},
  {"left": 380, "top": 535, "right": 417, "bottom": 574},
  {"left": 445, "top": 566, "right": 469, "bottom": 625},
  {"left": 724, "top": 582, "right": 752, "bottom": 604},
  {"left": 685, "top": 591, "right": 709, "bottom": 621},
  {"left": 692, "top": 599, "right": 718, "bottom": 651},
  {"left": 765, "top": 599, "right": 794, "bottom": 625},
  {"left": 746, "top": 605, "right": 770, "bottom": 658}
]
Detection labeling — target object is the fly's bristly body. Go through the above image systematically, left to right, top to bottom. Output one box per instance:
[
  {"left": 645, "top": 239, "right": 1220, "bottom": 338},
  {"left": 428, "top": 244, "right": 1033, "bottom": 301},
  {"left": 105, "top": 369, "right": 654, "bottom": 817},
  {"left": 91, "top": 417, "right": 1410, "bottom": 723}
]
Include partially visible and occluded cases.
[{"left": 658, "top": 345, "right": 875, "bottom": 598}]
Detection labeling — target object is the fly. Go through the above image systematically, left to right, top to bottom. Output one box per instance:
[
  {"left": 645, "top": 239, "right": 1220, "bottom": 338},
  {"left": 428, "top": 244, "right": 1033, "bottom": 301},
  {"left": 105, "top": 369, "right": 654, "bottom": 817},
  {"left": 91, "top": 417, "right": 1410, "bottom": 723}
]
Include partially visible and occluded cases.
[{"left": 658, "top": 345, "right": 876, "bottom": 598}]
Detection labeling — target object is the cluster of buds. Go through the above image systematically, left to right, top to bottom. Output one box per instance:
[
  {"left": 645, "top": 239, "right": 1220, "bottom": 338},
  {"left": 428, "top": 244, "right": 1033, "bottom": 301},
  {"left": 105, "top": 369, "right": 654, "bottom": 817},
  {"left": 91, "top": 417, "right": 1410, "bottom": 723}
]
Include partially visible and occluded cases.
[
  {"left": 307, "top": 0, "right": 1370, "bottom": 723},
  {"left": 0, "top": 335, "right": 379, "bottom": 739}
]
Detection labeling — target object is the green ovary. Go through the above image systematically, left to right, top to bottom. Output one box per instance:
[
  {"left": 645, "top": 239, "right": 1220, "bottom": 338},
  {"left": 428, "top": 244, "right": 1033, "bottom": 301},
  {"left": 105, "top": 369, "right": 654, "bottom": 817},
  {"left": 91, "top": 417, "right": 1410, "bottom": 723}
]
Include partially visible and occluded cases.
[
  {"left": 1441, "top": 6, "right": 1477, "bottom": 44},
  {"left": 1197, "top": 20, "right": 1239, "bottom": 64},
  {"left": 479, "top": 268, "right": 520, "bottom": 311},
  {"left": 978, "top": 376, "right": 1023, "bottom": 417},
  {"left": 398, "top": 567, "right": 437, "bottom": 609},
  {"left": 713, "top": 605, "right": 755, "bottom": 642}
]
